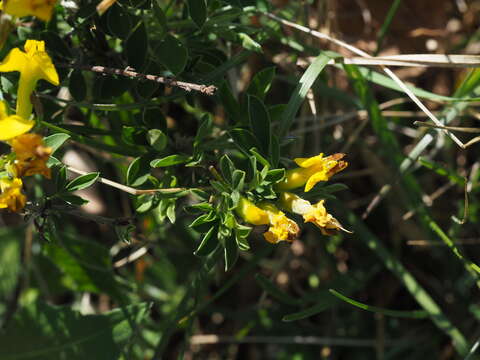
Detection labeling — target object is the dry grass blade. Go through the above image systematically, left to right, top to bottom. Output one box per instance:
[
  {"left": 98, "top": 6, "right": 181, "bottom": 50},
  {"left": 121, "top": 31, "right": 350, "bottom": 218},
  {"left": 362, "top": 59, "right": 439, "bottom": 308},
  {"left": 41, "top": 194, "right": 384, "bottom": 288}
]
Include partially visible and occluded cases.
[{"left": 326, "top": 54, "right": 480, "bottom": 67}]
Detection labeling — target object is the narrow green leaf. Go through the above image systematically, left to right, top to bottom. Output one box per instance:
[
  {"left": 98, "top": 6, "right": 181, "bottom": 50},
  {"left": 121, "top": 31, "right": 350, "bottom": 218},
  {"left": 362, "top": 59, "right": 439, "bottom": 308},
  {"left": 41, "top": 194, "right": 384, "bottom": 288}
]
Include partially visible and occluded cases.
[
  {"left": 187, "top": 0, "right": 207, "bottom": 28},
  {"left": 238, "top": 33, "right": 262, "bottom": 53},
  {"left": 279, "top": 53, "right": 331, "bottom": 137},
  {"left": 247, "top": 67, "right": 276, "bottom": 100},
  {"left": 69, "top": 70, "right": 87, "bottom": 102},
  {"left": 248, "top": 95, "right": 271, "bottom": 155},
  {"left": 43, "top": 133, "right": 70, "bottom": 153},
  {"left": 150, "top": 155, "right": 190, "bottom": 167},
  {"left": 418, "top": 157, "right": 465, "bottom": 186},
  {"left": 65, "top": 172, "right": 99, "bottom": 192},
  {"left": 194, "top": 226, "right": 218, "bottom": 256},
  {"left": 224, "top": 234, "right": 238, "bottom": 271},
  {"left": 329, "top": 289, "right": 428, "bottom": 318},
  {"left": 282, "top": 301, "right": 336, "bottom": 322}
]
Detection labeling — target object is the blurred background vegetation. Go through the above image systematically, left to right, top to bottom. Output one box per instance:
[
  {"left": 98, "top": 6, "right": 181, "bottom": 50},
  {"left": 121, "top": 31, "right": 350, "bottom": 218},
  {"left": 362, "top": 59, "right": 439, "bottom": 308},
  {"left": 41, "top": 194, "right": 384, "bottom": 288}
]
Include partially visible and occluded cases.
[{"left": 2, "top": 0, "right": 480, "bottom": 359}]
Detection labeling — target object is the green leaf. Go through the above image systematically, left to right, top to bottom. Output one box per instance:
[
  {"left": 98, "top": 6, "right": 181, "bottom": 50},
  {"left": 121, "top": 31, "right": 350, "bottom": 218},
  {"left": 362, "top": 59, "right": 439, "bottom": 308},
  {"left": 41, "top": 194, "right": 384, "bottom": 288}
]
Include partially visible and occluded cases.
[
  {"left": 187, "top": 0, "right": 207, "bottom": 28},
  {"left": 107, "top": 4, "right": 132, "bottom": 39},
  {"left": 126, "top": 22, "right": 148, "bottom": 70},
  {"left": 41, "top": 31, "right": 71, "bottom": 59},
  {"left": 238, "top": 33, "right": 262, "bottom": 53},
  {"left": 156, "top": 34, "right": 188, "bottom": 75},
  {"left": 279, "top": 53, "right": 331, "bottom": 137},
  {"left": 246, "top": 66, "right": 276, "bottom": 100},
  {"left": 69, "top": 70, "right": 87, "bottom": 102},
  {"left": 219, "top": 81, "right": 241, "bottom": 124},
  {"left": 248, "top": 95, "right": 271, "bottom": 155},
  {"left": 195, "top": 115, "right": 213, "bottom": 144},
  {"left": 230, "top": 128, "right": 259, "bottom": 153},
  {"left": 147, "top": 129, "right": 168, "bottom": 151},
  {"left": 43, "top": 133, "right": 70, "bottom": 153},
  {"left": 150, "top": 155, "right": 190, "bottom": 167},
  {"left": 220, "top": 155, "right": 234, "bottom": 183},
  {"left": 126, "top": 157, "right": 151, "bottom": 187},
  {"left": 54, "top": 165, "right": 67, "bottom": 191},
  {"left": 265, "top": 169, "right": 285, "bottom": 183},
  {"left": 231, "top": 170, "right": 245, "bottom": 191},
  {"left": 65, "top": 172, "right": 99, "bottom": 192},
  {"left": 59, "top": 194, "right": 89, "bottom": 206},
  {"left": 194, "top": 226, "right": 218, "bottom": 256},
  {"left": 0, "top": 227, "right": 22, "bottom": 296},
  {"left": 224, "top": 234, "right": 238, "bottom": 271},
  {"left": 43, "top": 235, "right": 118, "bottom": 295},
  {"left": 255, "top": 273, "right": 300, "bottom": 306},
  {"left": 329, "top": 289, "right": 428, "bottom": 318},
  {"left": 282, "top": 299, "right": 337, "bottom": 322},
  {"left": 0, "top": 301, "right": 149, "bottom": 360}
]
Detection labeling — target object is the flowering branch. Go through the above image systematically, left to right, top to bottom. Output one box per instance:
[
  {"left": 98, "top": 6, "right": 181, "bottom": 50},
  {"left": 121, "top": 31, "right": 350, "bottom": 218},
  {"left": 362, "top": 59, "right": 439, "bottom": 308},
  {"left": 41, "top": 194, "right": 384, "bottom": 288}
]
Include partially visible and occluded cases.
[{"left": 57, "top": 63, "right": 217, "bottom": 95}]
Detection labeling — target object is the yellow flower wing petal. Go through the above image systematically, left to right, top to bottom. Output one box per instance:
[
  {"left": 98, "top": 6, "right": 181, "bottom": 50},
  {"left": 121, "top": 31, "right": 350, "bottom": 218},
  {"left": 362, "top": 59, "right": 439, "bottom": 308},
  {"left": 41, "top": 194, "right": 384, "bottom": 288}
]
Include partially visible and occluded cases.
[
  {"left": 0, "top": 48, "right": 27, "bottom": 73},
  {"left": 40, "top": 60, "right": 59, "bottom": 85},
  {"left": 0, "top": 115, "right": 34, "bottom": 140},
  {"left": 294, "top": 153, "right": 324, "bottom": 168},
  {"left": 304, "top": 171, "right": 329, "bottom": 192}
]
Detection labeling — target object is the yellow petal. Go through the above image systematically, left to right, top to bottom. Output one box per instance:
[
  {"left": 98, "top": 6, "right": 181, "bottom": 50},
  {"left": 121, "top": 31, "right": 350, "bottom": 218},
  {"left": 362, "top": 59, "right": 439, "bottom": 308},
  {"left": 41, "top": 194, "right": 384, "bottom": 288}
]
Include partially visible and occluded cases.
[
  {"left": 3, "top": 0, "right": 56, "bottom": 21},
  {"left": 25, "top": 40, "right": 59, "bottom": 85},
  {"left": 0, "top": 47, "right": 27, "bottom": 73},
  {"left": 0, "top": 115, "right": 34, "bottom": 140},
  {"left": 294, "top": 153, "right": 324, "bottom": 168},
  {"left": 304, "top": 170, "right": 329, "bottom": 192},
  {"left": 236, "top": 197, "right": 269, "bottom": 225}
]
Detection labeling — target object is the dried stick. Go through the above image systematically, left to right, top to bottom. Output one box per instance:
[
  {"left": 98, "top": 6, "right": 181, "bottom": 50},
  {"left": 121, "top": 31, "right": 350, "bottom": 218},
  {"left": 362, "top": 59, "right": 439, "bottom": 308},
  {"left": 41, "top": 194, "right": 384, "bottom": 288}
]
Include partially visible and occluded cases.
[{"left": 57, "top": 63, "right": 217, "bottom": 95}]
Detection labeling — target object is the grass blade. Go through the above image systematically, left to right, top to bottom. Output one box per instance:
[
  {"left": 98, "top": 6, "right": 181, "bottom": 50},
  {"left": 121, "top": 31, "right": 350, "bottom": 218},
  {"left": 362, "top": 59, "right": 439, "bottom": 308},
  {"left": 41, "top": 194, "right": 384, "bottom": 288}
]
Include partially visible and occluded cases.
[
  {"left": 279, "top": 53, "right": 331, "bottom": 137},
  {"left": 329, "top": 289, "right": 428, "bottom": 319}
]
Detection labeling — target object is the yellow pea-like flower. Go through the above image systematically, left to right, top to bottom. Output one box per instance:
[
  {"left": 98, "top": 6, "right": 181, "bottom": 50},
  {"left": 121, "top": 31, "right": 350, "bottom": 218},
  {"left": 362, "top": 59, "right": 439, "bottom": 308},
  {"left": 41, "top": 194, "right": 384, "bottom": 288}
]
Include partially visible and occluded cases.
[
  {"left": 1, "top": 0, "right": 56, "bottom": 21},
  {"left": 0, "top": 39, "right": 59, "bottom": 119},
  {"left": 11, "top": 133, "right": 52, "bottom": 178},
  {"left": 276, "top": 153, "right": 348, "bottom": 192},
  {"left": 0, "top": 177, "right": 26, "bottom": 212},
  {"left": 279, "top": 192, "right": 349, "bottom": 236},
  {"left": 236, "top": 197, "right": 300, "bottom": 244},
  {"left": 259, "top": 203, "right": 300, "bottom": 244}
]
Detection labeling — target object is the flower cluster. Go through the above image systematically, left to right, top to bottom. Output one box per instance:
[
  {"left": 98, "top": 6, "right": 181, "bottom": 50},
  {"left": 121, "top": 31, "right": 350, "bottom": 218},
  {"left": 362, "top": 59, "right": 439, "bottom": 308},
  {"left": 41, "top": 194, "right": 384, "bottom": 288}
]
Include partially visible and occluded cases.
[
  {"left": 0, "top": 0, "right": 58, "bottom": 212},
  {"left": 236, "top": 153, "right": 349, "bottom": 243}
]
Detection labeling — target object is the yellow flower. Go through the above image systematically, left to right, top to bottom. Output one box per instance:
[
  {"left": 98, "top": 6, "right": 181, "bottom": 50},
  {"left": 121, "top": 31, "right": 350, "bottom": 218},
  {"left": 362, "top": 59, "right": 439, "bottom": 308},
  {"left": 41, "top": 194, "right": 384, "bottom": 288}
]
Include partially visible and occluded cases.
[
  {"left": 1, "top": 0, "right": 56, "bottom": 21},
  {"left": 0, "top": 39, "right": 59, "bottom": 119},
  {"left": 0, "top": 101, "right": 34, "bottom": 140},
  {"left": 11, "top": 133, "right": 52, "bottom": 178},
  {"left": 276, "top": 153, "right": 348, "bottom": 192},
  {"left": 0, "top": 177, "right": 26, "bottom": 212},
  {"left": 280, "top": 192, "right": 349, "bottom": 236},
  {"left": 236, "top": 197, "right": 300, "bottom": 244},
  {"left": 236, "top": 197, "right": 269, "bottom": 225},
  {"left": 260, "top": 203, "right": 300, "bottom": 244}
]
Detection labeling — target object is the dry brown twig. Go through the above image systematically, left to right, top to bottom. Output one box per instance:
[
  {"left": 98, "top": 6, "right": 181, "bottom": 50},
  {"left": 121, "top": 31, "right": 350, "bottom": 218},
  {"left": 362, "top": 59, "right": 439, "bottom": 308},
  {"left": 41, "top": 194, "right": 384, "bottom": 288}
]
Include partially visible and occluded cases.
[{"left": 58, "top": 63, "right": 217, "bottom": 95}]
